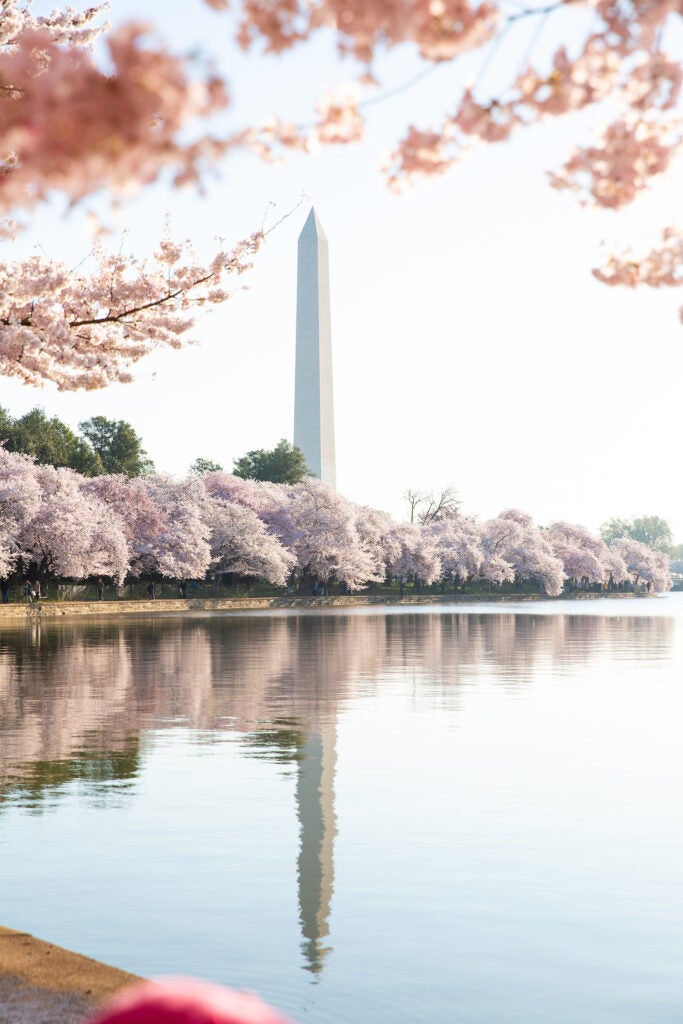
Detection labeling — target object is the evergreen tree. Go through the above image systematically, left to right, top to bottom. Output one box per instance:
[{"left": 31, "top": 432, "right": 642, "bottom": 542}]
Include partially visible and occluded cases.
[
  {"left": 0, "top": 406, "right": 104, "bottom": 476},
  {"left": 79, "top": 416, "right": 153, "bottom": 477},
  {"left": 233, "top": 439, "right": 310, "bottom": 484},
  {"left": 189, "top": 457, "right": 224, "bottom": 476},
  {"left": 600, "top": 515, "right": 674, "bottom": 554}
]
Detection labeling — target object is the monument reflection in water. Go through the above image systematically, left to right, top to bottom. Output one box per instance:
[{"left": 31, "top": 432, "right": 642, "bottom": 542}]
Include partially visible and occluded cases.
[
  {"left": 0, "top": 605, "right": 680, "bottom": 1017},
  {"left": 1, "top": 614, "right": 361, "bottom": 974}
]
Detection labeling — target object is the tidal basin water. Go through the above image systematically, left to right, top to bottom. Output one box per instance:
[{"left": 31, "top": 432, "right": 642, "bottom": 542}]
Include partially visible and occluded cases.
[{"left": 1, "top": 598, "right": 683, "bottom": 1023}]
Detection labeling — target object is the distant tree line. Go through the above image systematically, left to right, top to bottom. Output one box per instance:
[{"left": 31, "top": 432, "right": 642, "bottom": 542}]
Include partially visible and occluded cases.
[
  {"left": 1, "top": 405, "right": 313, "bottom": 487},
  {"left": 0, "top": 407, "right": 152, "bottom": 478},
  {"left": 191, "top": 439, "right": 310, "bottom": 485},
  {"left": 599, "top": 515, "right": 676, "bottom": 557}
]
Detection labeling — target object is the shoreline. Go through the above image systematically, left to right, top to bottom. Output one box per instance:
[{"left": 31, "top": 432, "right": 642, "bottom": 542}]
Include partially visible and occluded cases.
[
  {"left": 0, "top": 590, "right": 658, "bottom": 621},
  {"left": 0, "top": 927, "right": 139, "bottom": 1024}
]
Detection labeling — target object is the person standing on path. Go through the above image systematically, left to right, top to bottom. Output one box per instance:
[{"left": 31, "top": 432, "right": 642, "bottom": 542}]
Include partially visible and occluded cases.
[{"left": 97, "top": 578, "right": 104, "bottom": 601}]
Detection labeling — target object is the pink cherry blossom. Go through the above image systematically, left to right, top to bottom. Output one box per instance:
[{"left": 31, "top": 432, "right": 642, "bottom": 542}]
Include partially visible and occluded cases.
[
  {"left": 3, "top": 0, "right": 683, "bottom": 392},
  {"left": 0, "top": 16, "right": 230, "bottom": 227},
  {"left": 0, "top": 231, "right": 262, "bottom": 390},
  {"left": 0, "top": 446, "right": 42, "bottom": 577},
  {"left": 20, "top": 465, "right": 129, "bottom": 580},
  {"left": 83, "top": 475, "right": 168, "bottom": 577},
  {"left": 141, "top": 476, "right": 212, "bottom": 580},
  {"left": 282, "top": 478, "right": 385, "bottom": 589},
  {"left": 205, "top": 497, "right": 295, "bottom": 585},
  {"left": 479, "top": 509, "right": 565, "bottom": 595},
  {"left": 428, "top": 516, "right": 483, "bottom": 582},
  {"left": 385, "top": 520, "right": 442, "bottom": 586},
  {"left": 547, "top": 521, "right": 610, "bottom": 586},
  {"left": 611, "top": 537, "right": 672, "bottom": 591}
]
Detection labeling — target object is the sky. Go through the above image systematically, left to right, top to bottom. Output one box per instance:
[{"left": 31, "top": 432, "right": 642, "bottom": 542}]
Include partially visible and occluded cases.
[{"left": 6, "top": 1, "right": 683, "bottom": 540}]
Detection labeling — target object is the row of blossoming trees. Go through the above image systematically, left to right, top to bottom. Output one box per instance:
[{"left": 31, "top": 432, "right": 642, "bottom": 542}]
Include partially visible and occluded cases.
[{"left": 0, "top": 447, "right": 672, "bottom": 596}]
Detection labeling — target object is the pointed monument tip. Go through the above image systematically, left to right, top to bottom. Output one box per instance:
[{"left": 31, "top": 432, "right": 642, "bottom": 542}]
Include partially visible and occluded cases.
[{"left": 300, "top": 206, "right": 327, "bottom": 242}]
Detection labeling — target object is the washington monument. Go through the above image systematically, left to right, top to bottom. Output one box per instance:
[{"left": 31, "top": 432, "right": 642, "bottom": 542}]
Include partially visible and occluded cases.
[{"left": 294, "top": 207, "right": 337, "bottom": 489}]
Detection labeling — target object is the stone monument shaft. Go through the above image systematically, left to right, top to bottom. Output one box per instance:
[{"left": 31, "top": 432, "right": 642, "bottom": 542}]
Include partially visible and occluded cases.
[{"left": 294, "top": 208, "right": 337, "bottom": 489}]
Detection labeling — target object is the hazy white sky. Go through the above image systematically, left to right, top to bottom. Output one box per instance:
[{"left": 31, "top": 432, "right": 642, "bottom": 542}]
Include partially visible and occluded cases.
[{"left": 6, "top": 1, "right": 683, "bottom": 539}]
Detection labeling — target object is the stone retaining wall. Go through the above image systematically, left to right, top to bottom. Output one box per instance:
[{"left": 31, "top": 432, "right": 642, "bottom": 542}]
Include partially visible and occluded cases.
[{"left": 0, "top": 590, "right": 649, "bottom": 621}]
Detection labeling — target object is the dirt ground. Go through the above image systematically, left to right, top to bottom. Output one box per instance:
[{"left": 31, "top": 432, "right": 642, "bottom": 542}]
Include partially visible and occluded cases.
[{"left": 0, "top": 928, "right": 140, "bottom": 1024}]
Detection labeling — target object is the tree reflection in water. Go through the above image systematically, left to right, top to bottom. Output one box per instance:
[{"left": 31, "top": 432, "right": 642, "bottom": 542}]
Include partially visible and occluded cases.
[{"left": 0, "top": 609, "right": 675, "bottom": 974}]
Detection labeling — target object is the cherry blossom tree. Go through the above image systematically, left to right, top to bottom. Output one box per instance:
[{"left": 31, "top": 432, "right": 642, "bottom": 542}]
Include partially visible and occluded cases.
[
  {"left": 3, "top": 0, "right": 683, "bottom": 396},
  {"left": 233, "top": 0, "right": 683, "bottom": 299},
  {"left": 0, "top": 2, "right": 263, "bottom": 390},
  {"left": 0, "top": 6, "right": 231, "bottom": 227},
  {"left": 0, "top": 232, "right": 264, "bottom": 391},
  {"left": 0, "top": 446, "right": 41, "bottom": 577},
  {"left": 0, "top": 446, "right": 673, "bottom": 593},
  {"left": 20, "top": 464, "right": 129, "bottom": 580},
  {"left": 202, "top": 471, "right": 281, "bottom": 517},
  {"left": 83, "top": 474, "right": 167, "bottom": 577},
  {"left": 141, "top": 475, "right": 212, "bottom": 579},
  {"left": 280, "top": 478, "right": 386, "bottom": 589},
  {"left": 204, "top": 497, "right": 295, "bottom": 585},
  {"left": 355, "top": 505, "right": 404, "bottom": 581},
  {"left": 478, "top": 509, "right": 565, "bottom": 595},
  {"left": 429, "top": 516, "right": 483, "bottom": 584},
  {"left": 385, "top": 520, "right": 442, "bottom": 587},
  {"left": 547, "top": 520, "right": 609, "bottom": 588},
  {"left": 611, "top": 536, "right": 672, "bottom": 591},
  {"left": 601, "top": 543, "right": 630, "bottom": 588}
]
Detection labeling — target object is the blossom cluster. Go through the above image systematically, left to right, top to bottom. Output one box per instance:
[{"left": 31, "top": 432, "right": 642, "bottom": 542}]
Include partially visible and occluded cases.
[
  {"left": 4, "top": 0, "right": 683, "bottom": 392},
  {"left": 229, "top": 0, "right": 683, "bottom": 292},
  {"left": 232, "top": 0, "right": 683, "bottom": 209},
  {"left": 0, "top": 3, "right": 231, "bottom": 232},
  {"left": 0, "top": 230, "right": 263, "bottom": 390},
  {"left": 0, "top": 448, "right": 672, "bottom": 593}
]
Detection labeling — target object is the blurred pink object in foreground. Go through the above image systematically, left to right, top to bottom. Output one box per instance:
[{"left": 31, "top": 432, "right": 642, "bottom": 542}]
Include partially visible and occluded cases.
[{"left": 82, "top": 977, "right": 295, "bottom": 1024}]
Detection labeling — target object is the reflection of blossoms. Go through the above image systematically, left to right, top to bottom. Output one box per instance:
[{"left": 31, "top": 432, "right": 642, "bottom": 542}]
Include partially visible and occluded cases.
[{"left": 0, "top": 612, "right": 675, "bottom": 804}]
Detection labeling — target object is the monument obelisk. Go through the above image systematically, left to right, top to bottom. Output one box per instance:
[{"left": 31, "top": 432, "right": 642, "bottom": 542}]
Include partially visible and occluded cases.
[{"left": 294, "top": 208, "right": 336, "bottom": 489}]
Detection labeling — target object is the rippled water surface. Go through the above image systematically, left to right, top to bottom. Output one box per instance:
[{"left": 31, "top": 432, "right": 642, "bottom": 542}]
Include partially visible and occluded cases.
[{"left": 1, "top": 596, "right": 683, "bottom": 1023}]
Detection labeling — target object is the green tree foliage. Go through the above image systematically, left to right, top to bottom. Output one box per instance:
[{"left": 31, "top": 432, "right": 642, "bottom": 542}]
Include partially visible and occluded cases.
[
  {"left": 0, "top": 406, "right": 104, "bottom": 476},
  {"left": 79, "top": 416, "right": 153, "bottom": 477},
  {"left": 233, "top": 439, "right": 310, "bottom": 484},
  {"left": 189, "top": 457, "right": 224, "bottom": 476},
  {"left": 600, "top": 515, "right": 674, "bottom": 554}
]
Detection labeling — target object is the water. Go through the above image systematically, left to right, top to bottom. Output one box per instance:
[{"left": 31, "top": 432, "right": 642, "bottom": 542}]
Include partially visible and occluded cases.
[{"left": 1, "top": 597, "right": 683, "bottom": 1023}]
